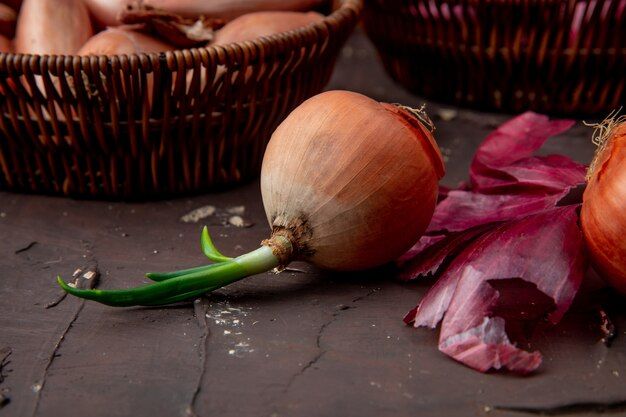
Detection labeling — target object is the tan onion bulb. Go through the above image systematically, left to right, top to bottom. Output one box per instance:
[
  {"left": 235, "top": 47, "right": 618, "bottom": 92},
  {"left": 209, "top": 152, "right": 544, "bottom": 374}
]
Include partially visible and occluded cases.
[
  {"left": 261, "top": 90, "right": 444, "bottom": 270},
  {"left": 581, "top": 116, "right": 626, "bottom": 294}
]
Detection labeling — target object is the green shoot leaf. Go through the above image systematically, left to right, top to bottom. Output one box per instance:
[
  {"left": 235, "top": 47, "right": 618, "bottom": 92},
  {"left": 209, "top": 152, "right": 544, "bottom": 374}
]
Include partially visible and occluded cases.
[{"left": 201, "top": 226, "right": 232, "bottom": 263}]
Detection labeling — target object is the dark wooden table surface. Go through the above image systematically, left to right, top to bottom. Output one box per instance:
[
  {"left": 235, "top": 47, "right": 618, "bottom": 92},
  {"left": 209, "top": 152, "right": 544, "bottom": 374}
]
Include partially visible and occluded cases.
[{"left": 2, "top": 30, "right": 624, "bottom": 417}]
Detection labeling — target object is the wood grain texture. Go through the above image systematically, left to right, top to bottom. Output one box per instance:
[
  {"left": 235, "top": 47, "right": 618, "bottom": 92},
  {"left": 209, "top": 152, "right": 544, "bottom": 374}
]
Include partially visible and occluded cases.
[{"left": 0, "top": 30, "right": 621, "bottom": 417}]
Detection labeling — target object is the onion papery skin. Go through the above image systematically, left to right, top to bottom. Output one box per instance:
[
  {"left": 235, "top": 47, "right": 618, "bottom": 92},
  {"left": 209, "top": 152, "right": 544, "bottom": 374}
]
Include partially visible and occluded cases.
[
  {"left": 14, "top": 0, "right": 93, "bottom": 55},
  {"left": 84, "top": 0, "right": 327, "bottom": 28},
  {"left": 212, "top": 11, "right": 323, "bottom": 45},
  {"left": 77, "top": 26, "right": 174, "bottom": 55},
  {"left": 260, "top": 90, "right": 444, "bottom": 271},
  {"left": 582, "top": 123, "right": 626, "bottom": 294}
]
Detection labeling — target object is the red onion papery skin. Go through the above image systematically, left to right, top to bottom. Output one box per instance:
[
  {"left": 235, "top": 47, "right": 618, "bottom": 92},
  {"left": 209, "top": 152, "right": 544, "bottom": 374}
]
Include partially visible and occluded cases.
[
  {"left": 15, "top": 0, "right": 93, "bottom": 55},
  {"left": 398, "top": 112, "right": 591, "bottom": 374},
  {"left": 399, "top": 112, "right": 586, "bottom": 283},
  {"left": 470, "top": 112, "right": 581, "bottom": 194},
  {"left": 582, "top": 122, "right": 626, "bottom": 294},
  {"left": 427, "top": 190, "right": 570, "bottom": 233},
  {"left": 406, "top": 206, "right": 586, "bottom": 374},
  {"left": 396, "top": 225, "right": 490, "bottom": 281}
]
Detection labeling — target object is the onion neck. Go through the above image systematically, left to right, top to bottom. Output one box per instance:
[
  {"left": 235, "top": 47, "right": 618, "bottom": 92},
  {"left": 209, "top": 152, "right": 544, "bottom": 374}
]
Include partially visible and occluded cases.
[
  {"left": 382, "top": 103, "right": 445, "bottom": 180},
  {"left": 261, "top": 234, "right": 294, "bottom": 268}
]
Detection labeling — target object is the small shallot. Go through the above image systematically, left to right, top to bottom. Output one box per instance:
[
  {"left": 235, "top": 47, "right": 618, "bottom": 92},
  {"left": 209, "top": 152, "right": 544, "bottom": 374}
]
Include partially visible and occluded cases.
[
  {"left": 14, "top": 0, "right": 93, "bottom": 55},
  {"left": 84, "top": 0, "right": 327, "bottom": 27},
  {"left": 212, "top": 11, "right": 323, "bottom": 44},
  {"left": 77, "top": 26, "right": 174, "bottom": 55},
  {"left": 77, "top": 26, "right": 174, "bottom": 108}
]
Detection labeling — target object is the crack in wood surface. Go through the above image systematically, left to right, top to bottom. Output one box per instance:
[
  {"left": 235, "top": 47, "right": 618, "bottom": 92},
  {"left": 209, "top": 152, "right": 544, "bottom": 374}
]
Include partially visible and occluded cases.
[
  {"left": 31, "top": 240, "right": 99, "bottom": 416},
  {"left": 14, "top": 241, "right": 38, "bottom": 255},
  {"left": 283, "top": 287, "right": 379, "bottom": 394},
  {"left": 351, "top": 287, "right": 379, "bottom": 303},
  {"left": 186, "top": 298, "right": 211, "bottom": 417},
  {"left": 30, "top": 301, "right": 86, "bottom": 417},
  {"left": 281, "top": 315, "right": 335, "bottom": 394},
  {"left": 0, "top": 347, "right": 11, "bottom": 409},
  {"left": 0, "top": 347, "right": 11, "bottom": 384},
  {"left": 495, "top": 400, "right": 626, "bottom": 415}
]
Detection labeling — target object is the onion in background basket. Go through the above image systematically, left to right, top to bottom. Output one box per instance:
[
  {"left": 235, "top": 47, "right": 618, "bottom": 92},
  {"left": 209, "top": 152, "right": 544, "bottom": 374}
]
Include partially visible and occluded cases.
[
  {"left": 0, "top": 0, "right": 361, "bottom": 198},
  {"left": 14, "top": 0, "right": 93, "bottom": 55},
  {"left": 84, "top": 0, "right": 329, "bottom": 28},
  {"left": 186, "top": 11, "right": 324, "bottom": 92},
  {"left": 212, "top": 11, "right": 323, "bottom": 44},
  {"left": 77, "top": 25, "right": 174, "bottom": 55},
  {"left": 77, "top": 26, "right": 175, "bottom": 108}
]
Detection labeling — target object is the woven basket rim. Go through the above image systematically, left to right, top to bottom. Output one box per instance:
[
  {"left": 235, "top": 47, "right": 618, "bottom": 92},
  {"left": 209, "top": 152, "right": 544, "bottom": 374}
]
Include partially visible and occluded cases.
[
  {"left": 0, "top": 0, "right": 363, "bottom": 69},
  {"left": 368, "top": 0, "right": 604, "bottom": 6}
]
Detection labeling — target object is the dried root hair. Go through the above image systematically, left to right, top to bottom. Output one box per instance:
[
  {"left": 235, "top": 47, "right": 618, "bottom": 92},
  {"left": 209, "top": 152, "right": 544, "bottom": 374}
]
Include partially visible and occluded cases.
[
  {"left": 394, "top": 103, "right": 436, "bottom": 133},
  {"left": 584, "top": 108, "right": 625, "bottom": 181}
]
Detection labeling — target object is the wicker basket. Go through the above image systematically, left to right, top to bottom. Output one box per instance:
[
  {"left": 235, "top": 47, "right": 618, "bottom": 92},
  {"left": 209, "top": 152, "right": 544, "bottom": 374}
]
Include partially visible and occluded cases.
[
  {"left": 0, "top": 0, "right": 362, "bottom": 199},
  {"left": 363, "top": 0, "right": 625, "bottom": 115}
]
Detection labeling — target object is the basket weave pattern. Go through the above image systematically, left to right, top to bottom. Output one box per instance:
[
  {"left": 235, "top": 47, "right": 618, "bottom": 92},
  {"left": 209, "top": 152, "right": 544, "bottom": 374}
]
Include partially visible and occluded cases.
[
  {"left": 0, "top": 0, "right": 361, "bottom": 198},
  {"left": 363, "top": 0, "right": 625, "bottom": 114}
]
